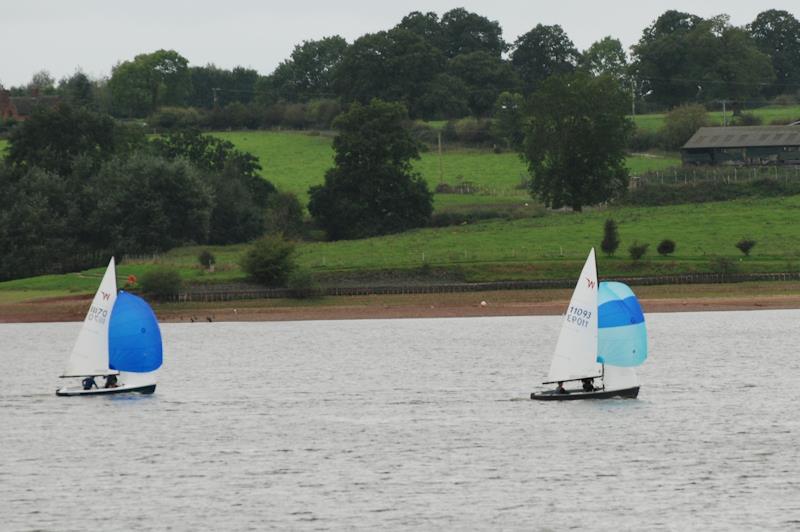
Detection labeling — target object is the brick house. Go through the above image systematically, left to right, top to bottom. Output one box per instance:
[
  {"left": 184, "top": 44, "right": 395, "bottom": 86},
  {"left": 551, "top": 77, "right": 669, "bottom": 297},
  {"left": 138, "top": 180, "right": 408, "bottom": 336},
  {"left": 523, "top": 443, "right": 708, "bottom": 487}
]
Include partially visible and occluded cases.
[{"left": 0, "top": 88, "right": 61, "bottom": 121}]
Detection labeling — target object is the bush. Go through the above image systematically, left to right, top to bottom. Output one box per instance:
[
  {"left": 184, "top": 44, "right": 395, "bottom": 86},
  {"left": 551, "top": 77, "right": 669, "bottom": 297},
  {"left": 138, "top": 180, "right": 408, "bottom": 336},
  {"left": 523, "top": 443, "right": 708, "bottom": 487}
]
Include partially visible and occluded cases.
[
  {"left": 662, "top": 104, "right": 708, "bottom": 150},
  {"left": 149, "top": 107, "right": 203, "bottom": 130},
  {"left": 732, "top": 113, "right": 762, "bottom": 126},
  {"left": 628, "top": 128, "right": 662, "bottom": 152},
  {"left": 264, "top": 192, "right": 304, "bottom": 239},
  {"left": 601, "top": 219, "right": 620, "bottom": 256},
  {"left": 240, "top": 234, "right": 296, "bottom": 286},
  {"left": 735, "top": 238, "right": 756, "bottom": 256},
  {"left": 657, "top": 239, "right": 676, "bottom": 256},
  {"left": 628, "top": 242, "right": 649, "bottom": 261},
  {"left": 198, "top": 250, "right": 215, "bottom": 269},
  {"left": 709, "top": 256, "right": 738, "bottom": 275},
  {"left": 139, "top": 268, "right": 182, "bottom": 301},
  {"left": 287, "top": 268, "right": 321, "bottom": 299}
]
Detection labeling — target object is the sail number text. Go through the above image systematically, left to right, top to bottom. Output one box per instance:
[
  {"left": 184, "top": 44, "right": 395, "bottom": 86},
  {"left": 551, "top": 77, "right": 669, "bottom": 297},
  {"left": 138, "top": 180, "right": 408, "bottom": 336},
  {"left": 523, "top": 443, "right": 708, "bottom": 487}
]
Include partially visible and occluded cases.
[
  {"left": 87, "top": 305, "right": 108, "bottom": 324},
  {"left": 566, "top": 306, "right": 592, "bottom": 328}
]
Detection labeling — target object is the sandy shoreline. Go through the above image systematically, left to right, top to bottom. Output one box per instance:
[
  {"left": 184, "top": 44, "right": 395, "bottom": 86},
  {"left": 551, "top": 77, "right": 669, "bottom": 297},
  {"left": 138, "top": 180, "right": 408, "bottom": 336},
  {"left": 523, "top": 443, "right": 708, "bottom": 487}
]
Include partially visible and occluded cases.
[{"left": 3, "top": 289, "right": 800, "bottom": 323}]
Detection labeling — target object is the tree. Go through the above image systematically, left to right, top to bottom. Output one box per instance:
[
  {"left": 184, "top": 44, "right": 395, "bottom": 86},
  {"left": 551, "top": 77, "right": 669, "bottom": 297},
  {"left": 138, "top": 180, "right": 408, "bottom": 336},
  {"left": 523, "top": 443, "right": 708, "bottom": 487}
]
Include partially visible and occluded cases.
[
  {"left": 439, "top": 8, "right": 506, "bottom": 58},
  {"left": 630, "top": 10, "right": 703, "bottom": 107},
  {"left": 749, "top": 10, "right": 800, "bottom": 97},
  {"left": 395, "top": 11, "right": 444, "bottom": 49},
  {"left": 632, "top": 11, "right": 773, "bottom": 107},
  {"left": 511, "top": 24, "right": 580, "bottom": 94},
  {"left": 334, "top": 29, "right": 444, "bottom": 118},
  {"left": 279, "top": 36, "right": 348, "bottom": 102},
  {"left": 580, "top": 37, "right": 628, "bottom": 83},
  {"left": 109, "top": 49, "right": 190, "bottom": 117},
  {"left": 447, "top": 51, "right": 519, "bottom": 116},
  {"left": 27, "top": 70, "right": 56, "bottom": 94},
  {"left": 58, "top": 71, "right": 95, "bottom": 108},
  {"left": 521, "top": 73, "right": 633, "bottom": 211},
  {"left": 491, "top": 92, "right": 525, "bottom": 149},
  {"left": 308, "top": 99, "right": 433, "bottom": 240},
  {"left": 6, "top": 104, "right": 145, "bottom": 177},
  {"left": 662, "top": 104, "right": 708, "bottom": 150},
  {"left": 151, "top": 129, "right": 277, "bottom": 244},
  {"left": 89, "top": 154, "right": 213, "bottom": 252},
  {"left": 601, "top": 219, "right": 621, "bottom": 256},
  {"left": 240, "top": 234, "right": 297, "bottom": 287},
  {"left": 735, "top": 238, "right": 756, "bottom": 256},
  {"left": 657, "top": 239, "right": 676, "bottom": 256},
  {"left": 628, "top": 242, "right": 649, "bottom": 261},
  {"left": 140, "top": 268, "right": 183, "bottom": 301}
]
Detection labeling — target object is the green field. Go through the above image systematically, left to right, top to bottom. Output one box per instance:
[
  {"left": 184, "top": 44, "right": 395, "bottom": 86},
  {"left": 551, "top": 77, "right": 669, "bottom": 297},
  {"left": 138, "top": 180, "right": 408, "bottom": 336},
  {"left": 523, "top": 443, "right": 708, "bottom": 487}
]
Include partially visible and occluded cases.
[
  {"left": 632, "top": 104, "right": 800, "bottom": 132},
  {"left": 216, "top": 131, "right": 679, "bottom": 208},
  {"left": 4, "top": 195, "right": 800, "bottom": 298}
]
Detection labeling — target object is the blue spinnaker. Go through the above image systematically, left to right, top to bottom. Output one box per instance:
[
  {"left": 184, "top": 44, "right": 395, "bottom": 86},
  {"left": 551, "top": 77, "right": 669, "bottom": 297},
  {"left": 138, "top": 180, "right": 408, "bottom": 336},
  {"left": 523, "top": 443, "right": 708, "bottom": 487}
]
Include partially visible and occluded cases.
[
  {"left": 597, "top": 282, "right": 647, "bottom": 367},
  {"left": 109, "top": 291, "right": 163, "bottom": 373}
]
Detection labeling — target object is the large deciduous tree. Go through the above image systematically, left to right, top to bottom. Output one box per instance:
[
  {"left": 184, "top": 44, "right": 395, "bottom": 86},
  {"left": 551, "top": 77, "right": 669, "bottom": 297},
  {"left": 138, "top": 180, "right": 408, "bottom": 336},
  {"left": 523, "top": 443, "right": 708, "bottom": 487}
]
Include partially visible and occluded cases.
[
  {"left": 439, "top": 8, "right": 506, "bottom": 58},
  {"left": 749, "top": 10, "right": 800, "bottom": 97},
  {"left": 632, "top": 11, "right": 774, "bottom": 106},
  {"left": 511, "top": 24, "right": 580, "bottom": 94},
  {"left": 334, "top": 29, "right": 444, "bottom": 118},
  {"left": 580, "top": 37, "right": 629, "bottom": 84},
  {"left": 109, "top": 49, "right": 190, "bottom": 117},
  {"left": 447, "top": 51, "right": 519, "bottom": 116},
  {"left": 521, "top": 73, "right": 633, "bottom": 212},
  {"left": 308, "top": 99, "right": 433, "bottom": 240},
  {"left": 6, "top": 104, "right": 145, "bottom": 177}
]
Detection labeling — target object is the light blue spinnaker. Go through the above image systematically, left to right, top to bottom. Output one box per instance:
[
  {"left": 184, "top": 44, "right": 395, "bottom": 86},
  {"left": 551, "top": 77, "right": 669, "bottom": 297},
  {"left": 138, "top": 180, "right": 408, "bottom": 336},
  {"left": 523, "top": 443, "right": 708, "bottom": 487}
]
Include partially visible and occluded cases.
[
  {"left": 596, "top": 281, "right": 647, "bottom": 367},
  {"left": 108, "top": 291, "right": 163, "bottom": 373}
]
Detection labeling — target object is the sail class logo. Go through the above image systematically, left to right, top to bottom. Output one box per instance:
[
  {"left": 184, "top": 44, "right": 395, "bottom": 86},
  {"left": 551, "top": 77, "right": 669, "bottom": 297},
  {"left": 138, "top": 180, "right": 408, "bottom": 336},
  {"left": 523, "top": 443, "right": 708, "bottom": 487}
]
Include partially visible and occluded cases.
[
  {"left": 586, "top": 278, "right": 595, "bottom": 289},
  {"left": 101, "top": 291, "right": 111, "bottom": 301}
]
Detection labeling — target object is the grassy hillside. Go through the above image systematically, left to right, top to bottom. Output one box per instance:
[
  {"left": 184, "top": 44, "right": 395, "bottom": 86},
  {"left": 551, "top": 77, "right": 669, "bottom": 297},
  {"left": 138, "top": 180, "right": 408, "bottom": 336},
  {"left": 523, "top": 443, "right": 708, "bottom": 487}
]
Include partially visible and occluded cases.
[
  {"left": 632, "top": 104, "right": 800, "bottom": 132},
  {"left": 215, "top": 131, "right": 679, "bottom": 208},
  {"left": 3, "top": 195, "right": 799, "bottom": 298}
]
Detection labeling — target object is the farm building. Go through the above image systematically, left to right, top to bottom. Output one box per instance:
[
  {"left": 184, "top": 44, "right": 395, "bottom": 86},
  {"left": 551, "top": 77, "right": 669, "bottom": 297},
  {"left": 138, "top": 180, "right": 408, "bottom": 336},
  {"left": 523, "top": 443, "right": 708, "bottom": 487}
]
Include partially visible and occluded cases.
[{"left": 681, "top": 125, "right": 800, "bottom": 165}]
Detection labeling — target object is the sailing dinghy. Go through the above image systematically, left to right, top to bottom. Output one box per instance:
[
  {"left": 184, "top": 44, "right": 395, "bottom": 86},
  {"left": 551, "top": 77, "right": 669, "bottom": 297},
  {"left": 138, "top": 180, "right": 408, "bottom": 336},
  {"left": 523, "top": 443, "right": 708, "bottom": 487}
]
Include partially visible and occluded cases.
[
  {"left": 530, "top": 248, "right": 648, "bottom": 401},
  {"left": 56, "top": 258, "right": 162, "bottom": 397}
]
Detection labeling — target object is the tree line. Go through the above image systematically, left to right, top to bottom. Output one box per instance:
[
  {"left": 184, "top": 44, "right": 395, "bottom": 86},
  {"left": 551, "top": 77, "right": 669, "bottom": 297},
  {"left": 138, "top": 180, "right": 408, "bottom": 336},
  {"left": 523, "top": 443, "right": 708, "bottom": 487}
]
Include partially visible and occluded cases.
[{"left": 3, "top": 8, "right": 799, "bottom": 124}]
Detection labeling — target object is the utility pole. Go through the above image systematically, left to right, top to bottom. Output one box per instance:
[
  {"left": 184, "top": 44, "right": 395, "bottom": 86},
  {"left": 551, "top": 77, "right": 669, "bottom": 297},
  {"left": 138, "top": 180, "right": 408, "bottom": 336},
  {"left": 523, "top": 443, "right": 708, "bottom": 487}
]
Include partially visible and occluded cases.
[
  {"left": 212, "top": 87, "right": 221, "bottom": 108},
  {"left": 722, "top": 99, "right": 727, "bottom": 127},
  {"left": 437, "top": 130, "right": 444, "bottom": 183}
]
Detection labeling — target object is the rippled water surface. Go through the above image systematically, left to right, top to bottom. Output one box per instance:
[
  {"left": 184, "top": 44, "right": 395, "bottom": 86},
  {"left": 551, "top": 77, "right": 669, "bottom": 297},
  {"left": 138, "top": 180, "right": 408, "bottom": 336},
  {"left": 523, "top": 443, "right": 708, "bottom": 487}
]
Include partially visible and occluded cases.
[{"left": 2, "top": 311, "right": 800, "bottom": 530}]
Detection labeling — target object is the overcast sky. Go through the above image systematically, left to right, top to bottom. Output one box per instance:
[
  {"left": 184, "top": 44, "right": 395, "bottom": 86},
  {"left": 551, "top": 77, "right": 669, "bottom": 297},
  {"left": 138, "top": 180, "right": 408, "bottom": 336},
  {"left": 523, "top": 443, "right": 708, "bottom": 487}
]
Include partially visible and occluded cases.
[{"left": 2, "top": 1, "right": 798, "bottom": 87}]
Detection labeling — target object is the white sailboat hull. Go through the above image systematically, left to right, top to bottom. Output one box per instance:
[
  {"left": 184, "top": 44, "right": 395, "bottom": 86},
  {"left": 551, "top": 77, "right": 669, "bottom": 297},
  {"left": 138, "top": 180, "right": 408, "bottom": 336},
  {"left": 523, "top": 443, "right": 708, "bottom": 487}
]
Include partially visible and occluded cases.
[
  {"left": 56, "top": 371, "right": 158, "bottom": 397},
  {"left": 56, "top": 382, "right": 156, "bottom": 396}
]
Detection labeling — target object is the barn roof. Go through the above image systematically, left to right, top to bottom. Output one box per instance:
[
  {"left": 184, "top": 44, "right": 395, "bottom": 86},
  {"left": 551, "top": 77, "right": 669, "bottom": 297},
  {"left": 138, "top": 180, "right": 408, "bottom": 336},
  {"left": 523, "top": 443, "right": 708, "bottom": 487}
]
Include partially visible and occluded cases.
[{"left": 682, "top": 126, "right": 800, "bottom": 150}]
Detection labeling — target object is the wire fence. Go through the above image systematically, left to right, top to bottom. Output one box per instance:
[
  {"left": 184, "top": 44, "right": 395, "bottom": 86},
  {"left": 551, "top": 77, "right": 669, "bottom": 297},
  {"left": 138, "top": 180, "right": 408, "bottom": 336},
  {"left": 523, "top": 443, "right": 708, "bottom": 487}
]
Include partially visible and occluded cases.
[
  {"left": 634, "top": 164, "right": 800, "bottom": 187},
  {"left": 170, "top": 271, "right": 800, "bottom": 302}
]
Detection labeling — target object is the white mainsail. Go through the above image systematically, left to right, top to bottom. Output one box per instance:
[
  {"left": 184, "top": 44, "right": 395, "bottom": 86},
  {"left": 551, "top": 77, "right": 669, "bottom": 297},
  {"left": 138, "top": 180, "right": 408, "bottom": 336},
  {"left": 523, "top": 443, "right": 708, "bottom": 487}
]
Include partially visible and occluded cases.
[
  {"left": 545, "top": 248, "right": 602, "bottom": 383},
  {"left": 62, "top": 258, "right": 118, "bottom": 377}
]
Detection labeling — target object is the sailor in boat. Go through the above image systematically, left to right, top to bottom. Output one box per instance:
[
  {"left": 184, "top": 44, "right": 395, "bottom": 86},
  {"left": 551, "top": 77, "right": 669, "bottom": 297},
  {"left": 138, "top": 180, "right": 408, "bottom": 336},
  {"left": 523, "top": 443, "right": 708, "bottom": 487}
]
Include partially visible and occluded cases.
[
  {"left": 105, "top": 375, "right": 120, "bottom": 388},
  {"left": 82, "top": 377, "right": 97, "bottom": 390},
  {"left": 582, "top": 378, "right": 595, "bottom": 392},
  {"left": 555, "top": 382, "right": 569, "bottom": 395}
]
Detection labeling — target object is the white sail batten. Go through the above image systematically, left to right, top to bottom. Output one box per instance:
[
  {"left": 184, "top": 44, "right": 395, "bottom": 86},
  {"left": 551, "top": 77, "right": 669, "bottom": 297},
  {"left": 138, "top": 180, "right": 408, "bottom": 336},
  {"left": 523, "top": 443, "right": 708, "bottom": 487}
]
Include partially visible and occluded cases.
[
  {"left": 546, "top": 249, "right": 602, "bottom": 383},
  {"left": 62, "top": 258, "right": 118, "bottom": 377}
]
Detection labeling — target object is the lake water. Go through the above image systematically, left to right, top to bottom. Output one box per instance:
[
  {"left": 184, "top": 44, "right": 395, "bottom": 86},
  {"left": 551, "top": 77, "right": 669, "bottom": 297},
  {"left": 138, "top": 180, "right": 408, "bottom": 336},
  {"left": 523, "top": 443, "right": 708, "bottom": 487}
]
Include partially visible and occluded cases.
[{"left": 2, "top": 311, "right": 799, "bottom": 530}]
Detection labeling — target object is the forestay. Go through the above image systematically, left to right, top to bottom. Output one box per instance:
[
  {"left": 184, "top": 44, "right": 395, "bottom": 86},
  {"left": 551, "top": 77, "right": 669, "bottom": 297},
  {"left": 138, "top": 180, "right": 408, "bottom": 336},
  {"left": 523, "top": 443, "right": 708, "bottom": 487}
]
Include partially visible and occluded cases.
[
  {"left": 546, "top": 248, "right": 602, "bottom": 383},
  {"left": 62, "top": 258, "right": 118, "bottom": 377}
]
